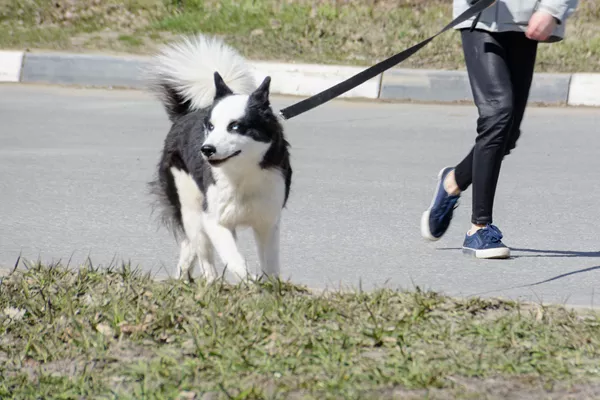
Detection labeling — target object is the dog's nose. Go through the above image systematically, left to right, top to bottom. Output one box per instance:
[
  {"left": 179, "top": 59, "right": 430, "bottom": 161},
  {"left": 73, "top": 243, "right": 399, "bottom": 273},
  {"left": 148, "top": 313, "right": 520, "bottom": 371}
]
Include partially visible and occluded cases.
[{"left": 201, "top": 144, "right": 217, "bottom": 157}]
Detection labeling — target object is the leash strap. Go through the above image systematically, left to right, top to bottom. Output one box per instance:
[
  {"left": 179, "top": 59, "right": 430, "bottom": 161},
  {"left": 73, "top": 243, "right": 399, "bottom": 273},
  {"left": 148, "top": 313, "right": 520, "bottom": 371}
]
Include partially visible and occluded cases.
[{"left": 278, "top": 0, "right": 495, "bottom": 120}]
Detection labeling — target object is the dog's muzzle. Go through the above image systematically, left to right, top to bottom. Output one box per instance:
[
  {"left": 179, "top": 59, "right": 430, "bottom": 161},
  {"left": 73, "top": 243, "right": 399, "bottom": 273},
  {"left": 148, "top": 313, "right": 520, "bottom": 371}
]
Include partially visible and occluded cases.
[
  {"left": 201, "top": 144, "right": 217, "bottom": 158},
  {"left": 202, "top": 147, "right": 242, "bottom": 166}
]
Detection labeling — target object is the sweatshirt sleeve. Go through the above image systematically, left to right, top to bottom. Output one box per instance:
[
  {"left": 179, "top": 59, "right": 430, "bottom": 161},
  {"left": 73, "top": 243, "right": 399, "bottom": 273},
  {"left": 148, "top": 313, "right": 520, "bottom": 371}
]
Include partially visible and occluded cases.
[{"left": 537, "top": 0, "right": 579, "bottom": 24}]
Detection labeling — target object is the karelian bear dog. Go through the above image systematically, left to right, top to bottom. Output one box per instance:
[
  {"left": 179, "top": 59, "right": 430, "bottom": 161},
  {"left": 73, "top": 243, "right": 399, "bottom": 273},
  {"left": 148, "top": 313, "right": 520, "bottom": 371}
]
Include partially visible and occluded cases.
[{"left": 147, "top": 34, "right": 292, "bottom": 282}]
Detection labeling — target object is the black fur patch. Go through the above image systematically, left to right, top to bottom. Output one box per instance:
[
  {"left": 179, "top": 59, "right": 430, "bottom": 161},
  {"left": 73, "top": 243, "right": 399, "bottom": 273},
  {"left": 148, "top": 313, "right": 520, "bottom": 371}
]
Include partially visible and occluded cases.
[
  {"left": 214, "top": 72, "right": 234, "bottom": 99},
  {"left": 148, "top": 77, "right": 195, "bottom": 123},
  {"left": 246, "top": 78, "right": 293, "bottom": 205},
  {"left": 148, "top": 108, "right": 215, "bottom": 236}
]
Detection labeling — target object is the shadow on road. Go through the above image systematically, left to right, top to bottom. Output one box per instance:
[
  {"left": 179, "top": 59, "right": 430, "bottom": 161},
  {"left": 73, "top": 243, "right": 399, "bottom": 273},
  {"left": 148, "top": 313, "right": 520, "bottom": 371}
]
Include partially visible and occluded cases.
[
  {"left": 436, "top": 247, "right": 600, "bottom": 298},
  {"left": 437, "top": 247, "right": 600, "bottom": 259},
  {"left": 510, "top": 248, "right": 600, "bottom": 259},
  {"left": 466, "top": 265, "right": 600, "bottom": 300},
  {"left": 471, "top": 265, "right": 600, "bottom": 296},
  {"left": 523, "top": 265, "right": 600, "bottom": 287}
]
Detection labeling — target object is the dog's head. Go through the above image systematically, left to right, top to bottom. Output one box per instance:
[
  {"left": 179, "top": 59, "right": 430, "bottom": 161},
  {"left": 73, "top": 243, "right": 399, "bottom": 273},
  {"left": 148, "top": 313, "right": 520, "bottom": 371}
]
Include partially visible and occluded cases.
[{"left": 200, "top": 72, "right": 281, "bottom": 169}]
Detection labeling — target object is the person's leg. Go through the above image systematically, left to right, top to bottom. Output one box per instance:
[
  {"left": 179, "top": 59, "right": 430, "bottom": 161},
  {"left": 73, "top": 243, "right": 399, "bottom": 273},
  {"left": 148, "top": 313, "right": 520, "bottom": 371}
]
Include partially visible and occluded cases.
[
  {"left": 421, "top": 28, "right": 513, "bottom": 243},
  {"left": 461, "top": 29, "right": 515, "bottom": 227},
  {"left": 421, "top": 30, "right": 538, "bottom": 253},
  {"left": 460, "top": 30, "right": 539, "bottom": 258},
  {"left": 452, "top": 32, "right": 538, "bottom": 198},
  {"left": 503, "top": 32, "right": 538, "bottom": 157}
]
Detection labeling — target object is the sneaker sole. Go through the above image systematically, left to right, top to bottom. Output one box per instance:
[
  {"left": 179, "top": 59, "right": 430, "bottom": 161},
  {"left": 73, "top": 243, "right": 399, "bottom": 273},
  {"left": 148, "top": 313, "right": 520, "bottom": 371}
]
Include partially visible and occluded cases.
[
  {"left": 421, "top": 167, "right": 453, "bottom": 242},
  {"left": 420, "top": 209, "right": 438, "bottom": 241},
  {"left": 462, "top": 246, "right": 511, "bottom": 259}
]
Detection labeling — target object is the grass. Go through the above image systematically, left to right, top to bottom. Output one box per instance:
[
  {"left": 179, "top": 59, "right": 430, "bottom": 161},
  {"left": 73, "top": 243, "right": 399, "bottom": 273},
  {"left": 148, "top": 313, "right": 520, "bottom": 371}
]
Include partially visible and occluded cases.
[
  {"left": 0, "top": 0, "right": 599, "bottom": 72},
  {"left": 1, "top": 261, "right": 599, "bottom": 399}
]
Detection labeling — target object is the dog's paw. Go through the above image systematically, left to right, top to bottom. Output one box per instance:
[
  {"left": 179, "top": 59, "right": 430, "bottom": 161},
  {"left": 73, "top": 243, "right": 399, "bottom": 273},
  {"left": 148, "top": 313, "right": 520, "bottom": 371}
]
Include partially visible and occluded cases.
[
  {"left": 224, "top": 261, "right": 248, "bottom": 277},
  {"left": 177, "top": 272, "right": 194, "bottom": 285},
  {"left": 201, "top": 273, "right": 219, "bottom": 284}
]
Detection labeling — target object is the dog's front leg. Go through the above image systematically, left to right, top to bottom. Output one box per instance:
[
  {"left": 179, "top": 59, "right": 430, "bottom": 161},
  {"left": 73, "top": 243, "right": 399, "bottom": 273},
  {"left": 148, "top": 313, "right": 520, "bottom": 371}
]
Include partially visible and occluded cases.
[
  {"left": 203, "top": 217, "right": 250, "bottom": 280},
  {"left": 253, "top": 220, "right": 281, "bottom": 279},
  {"left": 175, "top": 238, "right": 197, "bottom": 282}
]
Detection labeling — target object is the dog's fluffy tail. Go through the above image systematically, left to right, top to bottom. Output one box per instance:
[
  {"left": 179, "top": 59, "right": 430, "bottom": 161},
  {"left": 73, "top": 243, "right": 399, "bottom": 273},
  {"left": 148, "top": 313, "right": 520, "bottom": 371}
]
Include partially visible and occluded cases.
[{"left": 147, "top": 34, "right": 257, "bottom": 121}]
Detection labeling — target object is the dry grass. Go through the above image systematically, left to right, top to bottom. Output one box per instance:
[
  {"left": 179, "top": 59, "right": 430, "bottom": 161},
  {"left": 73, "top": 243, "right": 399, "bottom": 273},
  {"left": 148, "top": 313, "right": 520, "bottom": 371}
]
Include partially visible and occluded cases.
[
  {"left": 0, "top": 0, "right": 599, "bottom": 72},
  {"left": 1, "top": 262, "right": 600, "bottom": 399}
]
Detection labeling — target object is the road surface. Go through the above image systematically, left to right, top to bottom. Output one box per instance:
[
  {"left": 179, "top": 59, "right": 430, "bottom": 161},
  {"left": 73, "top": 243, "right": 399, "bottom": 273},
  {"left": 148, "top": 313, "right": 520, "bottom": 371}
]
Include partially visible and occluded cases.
[{"left": 1, "top": 84, "right": 599, "bottom": 307}]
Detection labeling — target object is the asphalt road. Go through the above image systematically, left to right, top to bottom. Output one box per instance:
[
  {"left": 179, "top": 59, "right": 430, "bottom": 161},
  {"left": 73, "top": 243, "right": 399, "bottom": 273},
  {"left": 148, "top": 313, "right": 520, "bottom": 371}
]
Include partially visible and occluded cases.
[{"left": 1, "top": 84, "right": 599, "bottom": 307}]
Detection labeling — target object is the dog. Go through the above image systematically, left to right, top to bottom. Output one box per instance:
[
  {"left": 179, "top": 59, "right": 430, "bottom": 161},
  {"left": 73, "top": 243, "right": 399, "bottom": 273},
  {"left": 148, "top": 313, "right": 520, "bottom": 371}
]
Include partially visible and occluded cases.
[{"left": 147, "top": 34, "right": 292, "bottom": 282}]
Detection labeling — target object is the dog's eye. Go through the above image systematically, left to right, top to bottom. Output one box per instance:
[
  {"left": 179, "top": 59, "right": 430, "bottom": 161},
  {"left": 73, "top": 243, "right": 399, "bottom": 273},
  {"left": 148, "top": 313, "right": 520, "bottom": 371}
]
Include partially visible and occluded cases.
[
  {"left": 207, "top": 122, "right": 214, "bottom": 131},
  {"left": 229, "top": 123, "right": 239, "bottom": 131}
]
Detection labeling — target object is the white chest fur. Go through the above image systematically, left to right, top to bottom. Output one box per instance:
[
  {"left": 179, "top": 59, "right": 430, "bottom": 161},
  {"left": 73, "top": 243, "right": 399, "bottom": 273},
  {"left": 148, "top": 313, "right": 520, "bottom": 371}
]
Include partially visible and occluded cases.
[{"left": 206, "top": 167, "right": 285, "bottom": 230}]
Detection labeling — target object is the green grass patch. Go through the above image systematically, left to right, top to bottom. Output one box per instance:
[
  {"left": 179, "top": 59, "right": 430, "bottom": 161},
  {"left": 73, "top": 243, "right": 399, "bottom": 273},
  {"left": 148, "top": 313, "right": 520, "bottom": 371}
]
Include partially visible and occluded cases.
[
  {"left": 0, "top": 0, "right": 599, "bottom": 72},
  {"left": 0, "top": 26, "right": 73, "bottom": 50},
  {"left": 118, "top": 34, "right": 145, "bottom": 47},
  {"left": 1, "top": 262, "right": 599, "bottom": 399}
]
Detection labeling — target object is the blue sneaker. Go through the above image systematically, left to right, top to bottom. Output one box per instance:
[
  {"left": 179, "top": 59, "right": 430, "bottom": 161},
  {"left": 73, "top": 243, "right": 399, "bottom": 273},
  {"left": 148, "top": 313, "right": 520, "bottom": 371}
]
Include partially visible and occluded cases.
[
  {"left": 421, "top": 167, "right": 460, "bottom": 241},
  {"left": 462, "top": 224, "right": 510, "bottom": 259}
]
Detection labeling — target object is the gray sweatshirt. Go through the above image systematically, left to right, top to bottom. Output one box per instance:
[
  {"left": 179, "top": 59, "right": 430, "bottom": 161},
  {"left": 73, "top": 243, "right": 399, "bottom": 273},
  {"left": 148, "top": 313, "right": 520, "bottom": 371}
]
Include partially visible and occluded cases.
[{"left": 453, "top": 0, "right": 579, "bottom": 42}]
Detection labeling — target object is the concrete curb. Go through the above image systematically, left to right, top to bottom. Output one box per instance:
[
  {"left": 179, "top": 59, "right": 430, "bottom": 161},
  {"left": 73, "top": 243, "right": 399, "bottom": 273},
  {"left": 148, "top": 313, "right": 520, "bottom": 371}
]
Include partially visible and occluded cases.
[
  {"left": 0, "top": 50, "right": 24, "bottom": 83},
  {"left": 2, "top": 50, "right": 600, "bottom": 107},
  {"left": 567, "top": 74, "right": 600, "bottom": 106}
]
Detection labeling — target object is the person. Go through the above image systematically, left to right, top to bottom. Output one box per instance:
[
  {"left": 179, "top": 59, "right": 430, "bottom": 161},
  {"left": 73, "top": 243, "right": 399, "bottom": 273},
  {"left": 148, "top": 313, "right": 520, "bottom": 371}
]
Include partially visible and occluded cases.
[{"left": 420, "top": 0, "right": 579, "bottom": 259}]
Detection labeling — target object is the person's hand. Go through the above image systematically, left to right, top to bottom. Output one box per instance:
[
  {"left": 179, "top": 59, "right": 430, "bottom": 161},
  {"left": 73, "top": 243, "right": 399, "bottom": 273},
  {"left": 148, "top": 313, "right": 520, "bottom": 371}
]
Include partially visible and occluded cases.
[{"left": 526, "top": 10, "right": 558, "bottom": 41}]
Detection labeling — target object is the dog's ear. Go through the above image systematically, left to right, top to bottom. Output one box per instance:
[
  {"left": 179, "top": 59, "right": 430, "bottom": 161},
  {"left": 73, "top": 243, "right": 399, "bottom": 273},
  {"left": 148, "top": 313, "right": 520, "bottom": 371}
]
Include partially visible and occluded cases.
[
  {"left": 214, "top": 72, "right": 233, "bottom": 100},
  {"left": 249, "top": 76, "right": 271, "bottom": 108}
]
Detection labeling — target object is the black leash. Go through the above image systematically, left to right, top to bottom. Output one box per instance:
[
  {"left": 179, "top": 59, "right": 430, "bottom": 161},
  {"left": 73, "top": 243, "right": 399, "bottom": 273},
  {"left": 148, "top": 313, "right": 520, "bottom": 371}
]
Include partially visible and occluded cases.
[{"left": 278, "top": 0, "right": 494, "bottom": 120}]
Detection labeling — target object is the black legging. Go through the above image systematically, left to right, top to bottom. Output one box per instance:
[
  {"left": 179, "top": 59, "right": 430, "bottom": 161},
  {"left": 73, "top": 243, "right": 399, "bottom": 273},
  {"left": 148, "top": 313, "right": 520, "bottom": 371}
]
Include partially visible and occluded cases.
[{"left": 454, "top": 29, "right": 538, "bottom": 225}]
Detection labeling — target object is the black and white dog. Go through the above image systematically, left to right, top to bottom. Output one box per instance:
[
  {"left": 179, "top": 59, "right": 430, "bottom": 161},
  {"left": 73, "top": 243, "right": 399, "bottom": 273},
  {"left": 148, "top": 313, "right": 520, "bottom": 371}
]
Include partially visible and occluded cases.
[{"left": 147, "top": 34, "right": 292, "bottom": 282}]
